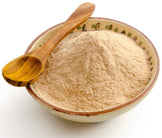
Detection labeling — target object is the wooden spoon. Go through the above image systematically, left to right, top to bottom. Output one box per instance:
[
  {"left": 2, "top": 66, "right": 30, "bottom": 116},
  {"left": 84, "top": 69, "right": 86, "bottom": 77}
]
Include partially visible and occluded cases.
[{"left": 2, "top": 2, "right": 95, "bottom": 87}]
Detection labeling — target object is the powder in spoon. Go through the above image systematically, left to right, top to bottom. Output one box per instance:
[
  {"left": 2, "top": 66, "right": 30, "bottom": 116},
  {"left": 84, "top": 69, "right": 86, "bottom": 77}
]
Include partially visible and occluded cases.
[{"left": 33, "top": 30, "right": 150, "bottom": 112}]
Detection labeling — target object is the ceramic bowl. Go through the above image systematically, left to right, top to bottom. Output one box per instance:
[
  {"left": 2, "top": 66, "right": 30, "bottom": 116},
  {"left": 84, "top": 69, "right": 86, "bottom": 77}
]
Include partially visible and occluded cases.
[{"left": 26, "top": 17, "right": 159, "bottom": 123}]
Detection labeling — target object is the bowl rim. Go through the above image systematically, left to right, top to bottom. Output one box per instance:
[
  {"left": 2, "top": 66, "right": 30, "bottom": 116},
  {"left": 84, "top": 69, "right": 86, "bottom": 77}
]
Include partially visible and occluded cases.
[{"left": 26, "top": 17, "right": 160, "bottom": 116}]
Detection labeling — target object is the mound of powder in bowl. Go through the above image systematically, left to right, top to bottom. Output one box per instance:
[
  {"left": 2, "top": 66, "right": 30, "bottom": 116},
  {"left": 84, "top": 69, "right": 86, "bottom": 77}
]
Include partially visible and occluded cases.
[{"left": 32, "top": 30, "right": 150, "bottom": 112}]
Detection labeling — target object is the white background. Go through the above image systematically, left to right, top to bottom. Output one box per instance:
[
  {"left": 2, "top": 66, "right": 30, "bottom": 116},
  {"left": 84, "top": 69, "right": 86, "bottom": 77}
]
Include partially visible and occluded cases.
[{"left": 0, "top": 0, "right": 161, "bottom": 138}]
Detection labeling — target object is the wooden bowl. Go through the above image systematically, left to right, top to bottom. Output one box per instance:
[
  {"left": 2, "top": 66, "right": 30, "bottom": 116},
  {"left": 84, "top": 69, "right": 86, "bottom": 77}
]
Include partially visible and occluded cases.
[{"left": 26, "top": 17, "right": 160, "bottom": 123}]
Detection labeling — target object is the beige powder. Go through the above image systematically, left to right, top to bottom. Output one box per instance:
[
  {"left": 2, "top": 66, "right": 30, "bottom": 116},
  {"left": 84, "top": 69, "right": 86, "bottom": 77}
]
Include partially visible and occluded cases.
[{"left": 33, "top": 30, "right": 150, "bottom": 112}]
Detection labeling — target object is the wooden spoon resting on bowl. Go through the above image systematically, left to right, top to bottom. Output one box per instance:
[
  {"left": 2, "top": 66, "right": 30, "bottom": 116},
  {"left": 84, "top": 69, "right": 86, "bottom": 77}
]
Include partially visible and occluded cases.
[{"left": 2, "top": 2, "right": 95, "bottom": 87}]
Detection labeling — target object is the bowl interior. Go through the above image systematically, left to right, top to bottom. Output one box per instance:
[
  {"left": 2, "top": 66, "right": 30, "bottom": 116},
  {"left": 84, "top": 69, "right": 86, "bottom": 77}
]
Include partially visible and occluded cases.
[{"left": 27, "top": 18, "right": 159, "bottom": 113}]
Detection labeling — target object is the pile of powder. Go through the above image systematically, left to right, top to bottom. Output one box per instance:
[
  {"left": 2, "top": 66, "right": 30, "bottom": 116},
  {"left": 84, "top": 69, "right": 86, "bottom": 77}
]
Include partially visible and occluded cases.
[{"left": 33, "top": 30, "right": 150, "bottom": 112}]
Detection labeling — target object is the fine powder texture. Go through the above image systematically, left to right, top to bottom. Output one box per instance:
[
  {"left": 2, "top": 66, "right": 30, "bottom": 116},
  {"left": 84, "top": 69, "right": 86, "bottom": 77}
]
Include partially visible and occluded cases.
[{"left": 33, "top": 30, "right": 150, "bottom": 112}]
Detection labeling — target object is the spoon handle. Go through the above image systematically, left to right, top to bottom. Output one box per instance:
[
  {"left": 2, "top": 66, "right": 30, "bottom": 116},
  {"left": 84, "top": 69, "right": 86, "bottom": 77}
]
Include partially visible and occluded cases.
[{"left": 29, "top": 2, "right": 95, "bottom": 65}]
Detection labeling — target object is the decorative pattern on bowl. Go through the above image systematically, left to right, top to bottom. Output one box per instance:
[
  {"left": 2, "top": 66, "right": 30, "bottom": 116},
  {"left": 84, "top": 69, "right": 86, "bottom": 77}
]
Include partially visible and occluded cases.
[{"left": 26, "top": 17, "right": 159, "bottom": 123}]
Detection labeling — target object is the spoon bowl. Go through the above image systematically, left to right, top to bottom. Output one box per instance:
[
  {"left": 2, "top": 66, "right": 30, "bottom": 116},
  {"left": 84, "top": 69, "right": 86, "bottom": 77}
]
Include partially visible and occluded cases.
[{"left": 2, "top": 56, "right": 44, "bottom": 86}]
